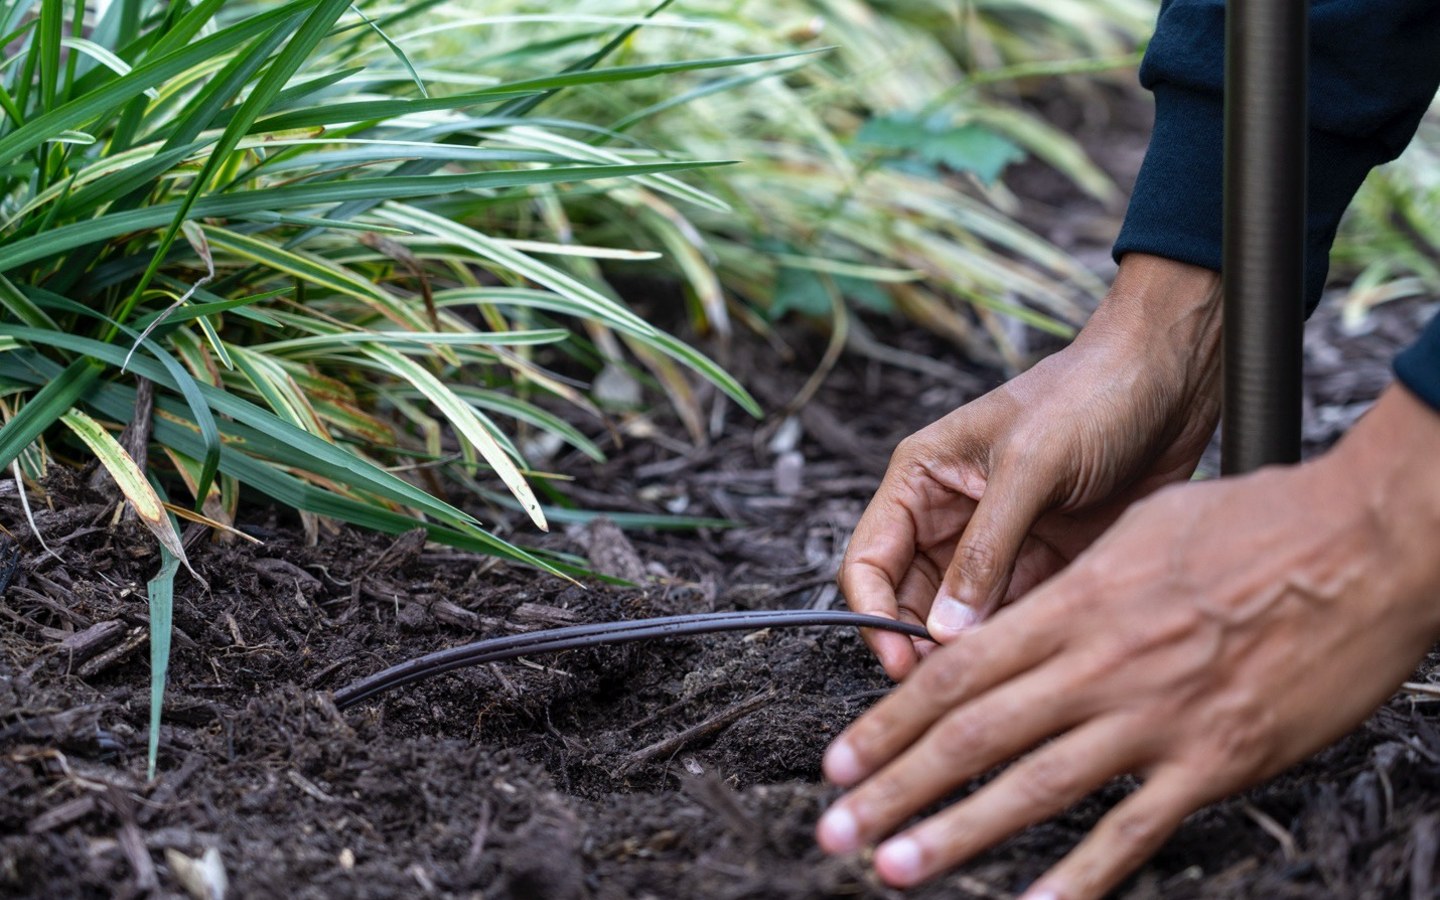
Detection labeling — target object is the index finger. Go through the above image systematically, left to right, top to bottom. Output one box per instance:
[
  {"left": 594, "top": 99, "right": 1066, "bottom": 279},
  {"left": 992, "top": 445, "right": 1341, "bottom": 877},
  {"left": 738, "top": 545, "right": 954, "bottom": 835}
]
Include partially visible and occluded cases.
[
  {"left": 840, "top": 480, "right": 927, "bottom": 680},
  {"left": 841, "top": 558, "right": 921, "bottom": 680}
]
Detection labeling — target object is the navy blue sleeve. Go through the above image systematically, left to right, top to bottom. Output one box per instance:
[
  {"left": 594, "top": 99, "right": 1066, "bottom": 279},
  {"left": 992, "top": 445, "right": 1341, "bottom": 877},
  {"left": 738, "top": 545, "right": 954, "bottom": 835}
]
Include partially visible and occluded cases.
[
  {"left": 1110, "top": 0, "right": 1440, "bottom": 410},
  {"left": 1396, "top": 315, "right": 1440, "bottom": 411}
]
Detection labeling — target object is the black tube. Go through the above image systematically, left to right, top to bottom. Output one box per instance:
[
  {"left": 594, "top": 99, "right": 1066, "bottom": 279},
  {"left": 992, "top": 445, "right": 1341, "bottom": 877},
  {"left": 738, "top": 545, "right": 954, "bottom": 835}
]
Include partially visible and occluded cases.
[
  {"left": 1221, "top": 0, "right": 1308, "bottom": 474},
  {"left": 333, "top": 609, "right": 932, "bottom": 710}
]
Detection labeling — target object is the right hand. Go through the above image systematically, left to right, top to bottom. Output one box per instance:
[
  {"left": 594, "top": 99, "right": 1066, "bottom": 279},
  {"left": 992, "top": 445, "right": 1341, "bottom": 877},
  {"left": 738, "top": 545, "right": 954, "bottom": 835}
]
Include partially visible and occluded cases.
[{"left": 841, "top": 254, "right": 1224, "bottom": 679}]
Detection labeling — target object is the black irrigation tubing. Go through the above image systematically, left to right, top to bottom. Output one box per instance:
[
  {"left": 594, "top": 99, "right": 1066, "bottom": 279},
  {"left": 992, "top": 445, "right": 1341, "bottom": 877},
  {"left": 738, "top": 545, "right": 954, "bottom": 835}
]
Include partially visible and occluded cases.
[{"left": 333, "top": 609, "right": 932, "bottom": 711}]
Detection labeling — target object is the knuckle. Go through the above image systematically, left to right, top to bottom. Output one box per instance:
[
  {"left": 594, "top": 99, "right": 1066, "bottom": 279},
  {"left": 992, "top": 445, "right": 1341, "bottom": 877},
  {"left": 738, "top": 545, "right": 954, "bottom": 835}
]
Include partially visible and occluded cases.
[
  {"left": 889, "top": 435, "right": 925, "bottom": 468},
  {"left": 956, "top": 539, "right": 1001, "bottom": 585},
  {"left": 913, "top": 655, "right": 968, "bottom": 704},
  {"left": 1207, "top": 697, "right": 1275, "bottom": 768},
  {"left": 932, "top": 709, "right": 990, "bottom": 756},
  {"left": 1013, "top": 753, "right": 1081, "bottom": 809},
  {"left": 1111, "top": 808, "right": 1164, "bottom": 847}
]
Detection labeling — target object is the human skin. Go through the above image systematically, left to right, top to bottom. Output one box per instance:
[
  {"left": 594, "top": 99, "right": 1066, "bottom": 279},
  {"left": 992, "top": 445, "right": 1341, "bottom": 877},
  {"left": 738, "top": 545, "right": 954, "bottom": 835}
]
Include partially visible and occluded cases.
[
  {"left": 841, "top": 252, "right": 1224, "bottom": 676},
  {"left": 821, "top": 256, "right": 1440, "bottom": 898}
]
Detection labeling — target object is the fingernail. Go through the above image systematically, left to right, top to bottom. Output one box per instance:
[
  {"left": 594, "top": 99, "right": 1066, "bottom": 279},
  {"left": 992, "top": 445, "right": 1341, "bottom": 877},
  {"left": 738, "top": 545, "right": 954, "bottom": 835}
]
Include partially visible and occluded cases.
[
  {"left": 928, "top": 595, "right": 978, "bottom": 639},
  {"left": 823, "top": 741, "right": 863, "bottom": 785},
  {"left": 817, "top": 806, "right": 859, "bottom": 853},
  {"left": 875, "top": 837, "right": 924, "bottom": 885},
  {"left": 1019, "top": 887, "right": 1060, "bottom": 900}
]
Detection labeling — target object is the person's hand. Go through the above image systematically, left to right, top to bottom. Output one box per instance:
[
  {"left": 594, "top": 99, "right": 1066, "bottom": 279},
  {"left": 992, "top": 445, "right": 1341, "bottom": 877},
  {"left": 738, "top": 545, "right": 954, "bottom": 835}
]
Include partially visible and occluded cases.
[
  {"left": 842, "top": 254, "right": 1223, "bottom": 678},
  {"left": 818, "top": 383, "right": 1440, "bottom": 899}
]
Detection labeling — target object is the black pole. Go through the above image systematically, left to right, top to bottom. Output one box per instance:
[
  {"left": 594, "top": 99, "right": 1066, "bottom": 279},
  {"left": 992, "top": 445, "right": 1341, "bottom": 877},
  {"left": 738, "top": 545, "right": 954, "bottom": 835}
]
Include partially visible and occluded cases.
[{"left": 1221, "top": 0, "right": 1308, "bottom": 474}]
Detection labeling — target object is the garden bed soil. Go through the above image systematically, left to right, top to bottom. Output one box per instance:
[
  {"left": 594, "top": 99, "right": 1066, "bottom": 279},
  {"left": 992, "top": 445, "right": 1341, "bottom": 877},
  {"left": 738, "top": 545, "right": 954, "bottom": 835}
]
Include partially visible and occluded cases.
[{"left": 3, "top": 288, "right": 1440, "bottom": 900}]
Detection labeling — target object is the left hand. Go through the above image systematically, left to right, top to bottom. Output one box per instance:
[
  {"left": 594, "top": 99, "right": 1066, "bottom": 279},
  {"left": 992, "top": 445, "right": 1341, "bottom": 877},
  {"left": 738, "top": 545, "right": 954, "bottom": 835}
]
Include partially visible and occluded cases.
[{"left": 817, "top": 384, "right": 1440, "bottom": 899}]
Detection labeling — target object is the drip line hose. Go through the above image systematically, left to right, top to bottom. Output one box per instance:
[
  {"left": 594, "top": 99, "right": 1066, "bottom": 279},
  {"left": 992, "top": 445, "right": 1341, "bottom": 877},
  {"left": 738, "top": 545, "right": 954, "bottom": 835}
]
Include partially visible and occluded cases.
[
  {"left": 1222, "top": 0, "right": 1308, "bottom": 473},
  {"left": 333, "top": 609, "right": 932, "bottom": 710}
]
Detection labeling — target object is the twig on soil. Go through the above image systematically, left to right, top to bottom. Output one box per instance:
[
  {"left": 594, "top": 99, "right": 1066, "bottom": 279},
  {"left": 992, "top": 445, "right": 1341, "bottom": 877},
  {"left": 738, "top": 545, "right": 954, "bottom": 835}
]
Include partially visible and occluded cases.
[
  {"left": 332, "top": 610, "right": 930, "bottom": 711},
  {"left": 54, "top": 620, "right": 126, "bottom": 669},
  {"left": 78, "top": 626, "right": 148, "bottom": 678},
  {"left": 1402, "top": 681, "right": 1440, "bottom": 699},
  {"left": 624, "top": 689, "right": 776, "bottom": 769},
  {"left": 287, "top": 770, "right": 339, "bottom": 804},
  {"left": 106, "top": 785, "right": 159, "bottom": 893},
  {"left": 28, "top": 795, "right": 98, "bottom": 834},
  {"left": 462, "top": 801, "right": 493, "bottom": 875},
  {"left": 1242, "top": 801, "right": 1298, "bottom": 861}
]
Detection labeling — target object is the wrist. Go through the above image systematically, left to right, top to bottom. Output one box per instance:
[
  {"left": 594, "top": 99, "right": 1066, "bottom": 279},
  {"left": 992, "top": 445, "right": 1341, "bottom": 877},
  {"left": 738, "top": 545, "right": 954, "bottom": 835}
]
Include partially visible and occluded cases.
[
  {"left": 1081, "top": 253, "right": 1223, "bottom": 415},
  {"left": 1089, "top": 253, "right": 1222, "bottom": 349}
]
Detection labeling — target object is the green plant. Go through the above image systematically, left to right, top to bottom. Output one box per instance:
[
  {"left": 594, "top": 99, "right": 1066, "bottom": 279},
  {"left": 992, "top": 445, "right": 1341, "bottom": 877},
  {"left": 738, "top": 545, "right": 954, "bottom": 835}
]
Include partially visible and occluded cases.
[
  {"left": 0, "top": 0, "right": 769, "bottom": 772},
  {"left": 416, "top": 1, "right": 1154, "bottom": 375},
  {"left": 1333, "top": 100, "right": 1440, "bottom": 323}
]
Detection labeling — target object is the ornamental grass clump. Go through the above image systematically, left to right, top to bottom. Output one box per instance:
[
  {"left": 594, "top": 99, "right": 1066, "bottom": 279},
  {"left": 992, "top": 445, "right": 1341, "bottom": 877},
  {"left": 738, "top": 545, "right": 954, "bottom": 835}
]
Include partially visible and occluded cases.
[
  {"left": 0, "top": 0, "right": 774, "bottom": 772},
  {"left": 438, "top": 1, "right": 1153, "bottom": 369}
]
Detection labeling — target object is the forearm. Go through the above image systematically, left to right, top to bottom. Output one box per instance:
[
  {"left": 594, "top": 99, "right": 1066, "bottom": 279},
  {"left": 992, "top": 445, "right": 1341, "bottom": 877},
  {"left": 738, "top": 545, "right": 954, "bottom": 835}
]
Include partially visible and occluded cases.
[{"left": 1323, "top": 383, "right": 1440, "bottom": 638}]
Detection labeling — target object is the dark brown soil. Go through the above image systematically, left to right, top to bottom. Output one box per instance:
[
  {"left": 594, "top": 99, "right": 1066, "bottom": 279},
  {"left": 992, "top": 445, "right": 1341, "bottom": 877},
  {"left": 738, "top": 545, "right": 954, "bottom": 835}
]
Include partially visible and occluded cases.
[{"left": 3, "top": 283, "right": 1440, "bottom": 900}]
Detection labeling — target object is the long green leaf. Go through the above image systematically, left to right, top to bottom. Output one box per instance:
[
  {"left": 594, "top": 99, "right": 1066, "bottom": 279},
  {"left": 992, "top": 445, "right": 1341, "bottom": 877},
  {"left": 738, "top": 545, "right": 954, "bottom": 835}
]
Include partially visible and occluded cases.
[
  {"left": 123, "top": 0, "right": 354, "bottom": 323},
  {"left": 0, "top": 2, "right": 317, "bottom": 165},
  {"left": 0, "top": 161, "right": 731, "bottom": 273},
  {"left": 22, "top": 285, "right": 225, "bottom": 507},
  {"left": 0, "top": 327, "right": 480, "bottom": 529},
  {"left": 259, "top": 329, "right": 569, "bottom": 355},
  {"left": 365, "top": 345, "right": 547, "bottom": 531},
  {"left": 0, "top": 352, "right": 565, "bottom": 579},
  {"left": 0, "top": 357, "right": 100, "bottom": 472},
  {"left": 61, "top": 408, "right": 191, "bottom": 571},
  {"left": 145, "top": 547, "right": 180, "bottom": 778}
]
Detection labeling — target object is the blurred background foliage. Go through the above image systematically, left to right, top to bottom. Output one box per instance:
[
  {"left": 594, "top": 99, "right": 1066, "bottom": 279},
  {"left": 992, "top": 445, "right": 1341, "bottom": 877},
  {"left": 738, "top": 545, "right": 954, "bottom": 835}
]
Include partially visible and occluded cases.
[
  {"left": 434, "top": 0, "right": 1157, "bottom": 372},
  {"left": 1334, "top": 98, "right": 1440, "bottom": 326}
]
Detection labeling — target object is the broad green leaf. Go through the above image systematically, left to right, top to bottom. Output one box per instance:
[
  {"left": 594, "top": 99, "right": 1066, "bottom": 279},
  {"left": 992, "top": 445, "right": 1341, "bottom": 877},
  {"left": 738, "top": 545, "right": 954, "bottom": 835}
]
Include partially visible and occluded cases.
[{"left": 856, "top": 115, "right": 1026, "bottom": 185}]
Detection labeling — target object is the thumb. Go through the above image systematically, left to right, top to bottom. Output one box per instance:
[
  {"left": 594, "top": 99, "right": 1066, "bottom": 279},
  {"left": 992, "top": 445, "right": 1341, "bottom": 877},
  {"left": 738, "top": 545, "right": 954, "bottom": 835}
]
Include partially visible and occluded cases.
[{"left": 927, "top": 473, "right": 1048, "bottom": 641}]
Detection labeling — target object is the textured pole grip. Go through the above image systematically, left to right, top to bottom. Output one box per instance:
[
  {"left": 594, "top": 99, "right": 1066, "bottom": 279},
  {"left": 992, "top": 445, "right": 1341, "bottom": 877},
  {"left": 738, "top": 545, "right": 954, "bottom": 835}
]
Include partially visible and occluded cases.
[{"left": 1222, "top": 0, "right": 1308, "bottom": 473}]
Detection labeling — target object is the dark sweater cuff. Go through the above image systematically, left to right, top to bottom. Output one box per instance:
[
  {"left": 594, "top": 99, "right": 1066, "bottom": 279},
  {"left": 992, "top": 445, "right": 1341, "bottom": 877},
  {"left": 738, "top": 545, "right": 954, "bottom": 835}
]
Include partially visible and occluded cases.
[
  {"left": 1113, "top": 84, "right": 1224, "bottom": 276},
  {"left": 1115, "top": 85, "right": 1385, "bottom": 315},
  {"left": 1395, "top": 310, "right": 1440, "bottom": 412}
]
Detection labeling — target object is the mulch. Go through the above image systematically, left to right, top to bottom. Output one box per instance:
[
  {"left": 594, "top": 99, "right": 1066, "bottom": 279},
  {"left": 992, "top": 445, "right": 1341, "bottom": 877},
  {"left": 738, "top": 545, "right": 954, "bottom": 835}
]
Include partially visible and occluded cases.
[{"left": 3, "top": 279, "right": 1439, "bottom": 898}]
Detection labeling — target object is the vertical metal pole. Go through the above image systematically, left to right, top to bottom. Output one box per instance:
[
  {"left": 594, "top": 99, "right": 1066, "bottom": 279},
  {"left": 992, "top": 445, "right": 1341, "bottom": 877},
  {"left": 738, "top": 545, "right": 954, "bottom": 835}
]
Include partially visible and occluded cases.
[{"left": 1221, "top": 0, "right": 1308, "bottom": 474}]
